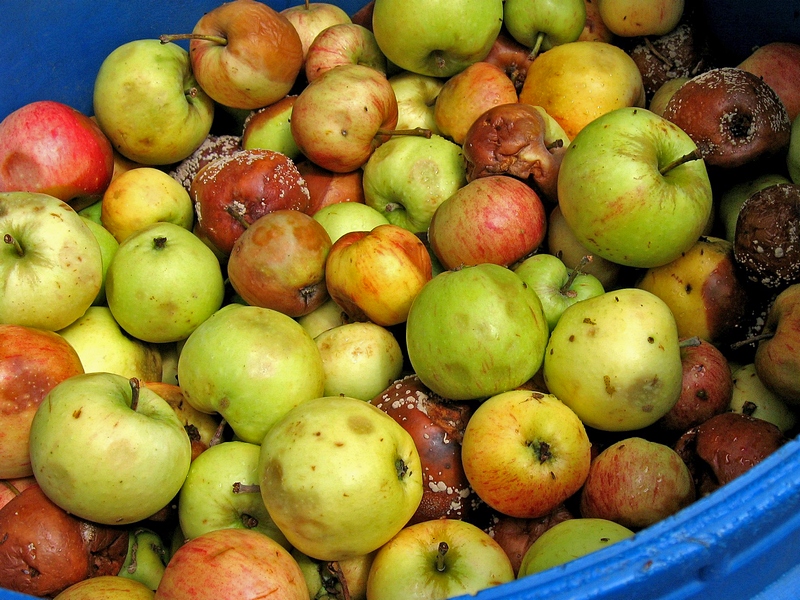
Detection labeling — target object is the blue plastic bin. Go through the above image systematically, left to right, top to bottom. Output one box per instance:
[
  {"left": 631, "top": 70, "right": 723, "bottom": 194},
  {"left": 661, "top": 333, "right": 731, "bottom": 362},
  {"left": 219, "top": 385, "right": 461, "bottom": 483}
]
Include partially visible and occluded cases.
[{"left": 2, "top": 2, "right": 800, "bottom": 599}]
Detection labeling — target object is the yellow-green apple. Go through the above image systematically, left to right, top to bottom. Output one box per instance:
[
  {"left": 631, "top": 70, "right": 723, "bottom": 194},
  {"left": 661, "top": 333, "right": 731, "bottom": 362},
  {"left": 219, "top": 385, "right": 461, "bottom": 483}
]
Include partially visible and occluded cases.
[
  {"left": 162, "top": 0, "right": 303, "bottom": 110},
  {"left": 280, "top": 0, "right": 352, "bottom": 60},
  {"left": 371, "top": 0, "right": 504, "bottom": 78},
  {"left": 503, "top": 0, "right": 586, "bottom": 57},
  {"left": 579, "top": 0, "right": 616, "bottom": 42},
  {"left": 597, "top": 0, "right": 684, "bottom": 37},
  {"left": 304, "top": 23, "right": 387, "bottom": 82},
  {"left": 93, "top": 39, "right": 214, "bottom": 166},
  {"left": 519, "top": 41, "right": 645, "bottom": 140},
  {"left": 738, "top": 42, "right": 800, "bottom": 122},
  {"left": 433, "top": 61, "right": 519, "bottom": 146},
  {"left": 290, "top": 63, "right": 399, "bottom": 173},
  {"left": 389, "top": 71, "right": 444, "bottom": 135},
  {"left": 649, "top": 76, "right": 689, "bottom": 117},
  {"left": 241, "top": 96, "right": 301, "bottom": 160},
  {"left": 0, "top": 100, "right": 114, "bottom": 210},
  {"left": 557, "top": 107, "right": 712, "bottom": 268},
  {"left": 788, "top": 115, "right": 800, "bottom": 184},
  {"left": 361, "top": 133, "right": 467, "bottom": 233},
  {"left": 191, "top": 149, "right": 312, "bottom": 256},
  {"left": 297, "top": 160, "right": 366, "bottom": 215},
  {"left": 100, "top": 167, "right": 194, "bottom": 243},
  {"left": 718, "top": 173, "right": 790, "bottom": 242},
  {"left": 427, "top": 175, "right": 547, "bottom": 270},
  {"left": 0, "top": 192, "right": 102, "bottom": 331},
  {"left": 312, "top": 201, "right": 389, "bottom": 244},
  {"left": 227, "top": 209, "right": 332, "bottom": 317},
  {"left": 81, "top": 216, "right": 118, "bottom": 306},
  {"left": 105, "top": 222, "right": 225, "bottom": 344},
  {"left": 325, "top": 223, "right": 432, "bottom": 326},
  {"left": 636, "top": 236, "right": 750, "bottom": 344},
  {"left": 514, "top": 253, "right": 605, "bottom": 332},
  {"left": 405, "top": 263, "right": 549, "bottom": 400},
  {"left": 754, "top": 283, "right": 800, "bottom": 405},
  {"left": 543, "top": 288, "right": 683, "bottom": 431},
  {"left": 296, "top": 297, "right": 348, "bottom": 339},
  {"left": 177, "top": 303, "right": 325, "bottom": 444},
  {"left": 56, "top": 306, "right": 163, "bottom": 381},
  {"left": 315, "top": 321, "right": 404, "bottom": 400},
  {"left": 0, "top": 325, "right": 84, "bottom": 479},
  {"left": 729, "top": 363, "right": 797, "bottom": 434},
  {"left": 29, "top": 373, "right": 191, "bottom": 525},
  {"left": 462, "top": 390, "right": 591, "bottom": 518},
  {"left": 259, "top": 395, "right": 423, "bottom": 560},
  {"left": 579, "top": 437, "right": 695, "bottom": 529},
  {"left": 177, "top": 440, "right": 290, "bottom": 548},
  {"left": 518, "top": 518, "right": 634, "bottom": 576},
  {"left": 366, "top": 519, "right": 515, "bottom": 599},
  {"left": 118, "top": 528, "right": 170, "bottom": 591},
  {"left": 154, "top": 528, "right": 309, "bottom": 600},
  {"left": 292, "top": 548, "right": 375, "bottom": 600},
  {"left": 55, "top": 576, "right": 155, "bottom": 600}
]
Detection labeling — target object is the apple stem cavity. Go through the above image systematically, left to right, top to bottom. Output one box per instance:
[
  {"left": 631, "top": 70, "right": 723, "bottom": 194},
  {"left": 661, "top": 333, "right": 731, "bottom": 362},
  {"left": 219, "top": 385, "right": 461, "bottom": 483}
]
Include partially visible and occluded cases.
[
  {"left": 159, "top": 33, "right": 228, "bottom": 46},
  {"left": 376, "top": 127, "right": 433, "bottom": 139},
  {"left": 659, "top": 149, "right": 703, "bottom": 175},
  {"left": 224, "top": 204, "right": 250, "bottom": 229},
  {"left": 3, "top": 233, "right": 24, "bottom": 256},
  {"left": 153, "top": 236, "right": 168, "bottom": 250},
  {"left": 561, "top": 255, "right": 594, "bottom": 297},
  {"left": 129, "top": 377, "right": 141, "bottom": 412},
  {"left": 210, "top": 418, "right": 227, "bottom": 447},
  {"left": 395, "top": 458, "right": 409, "bottom": 481},
  {"left": 232, "top": 481, "right": 261, "bottom": 495},
  {"left": 240, "top": 513, "right": 259, "bottom": 529},
  {"left": 436, "top": 541, "right": 449, "bottom": 572},
  {"left": 324, "top": 561, "right": 352, "bottom": 600}
]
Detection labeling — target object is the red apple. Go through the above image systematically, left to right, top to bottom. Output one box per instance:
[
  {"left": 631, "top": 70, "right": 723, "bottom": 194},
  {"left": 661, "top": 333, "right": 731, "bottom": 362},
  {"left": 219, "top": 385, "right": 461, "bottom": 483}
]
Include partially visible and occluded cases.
[
  {"left": 280, "top": 1, "right": 353, "bottom": 59},
  {"left": 304, "top": 23, "right": 387, "bottom": 83},
  {"left": 738, "top": 41, "right": 800, "bottom": 122},
  {"left": 297, "top": 159, "right": 366, "bottom": 215},
  {"left": 0, "top": 477, "right": 37, "bottom": 511}
]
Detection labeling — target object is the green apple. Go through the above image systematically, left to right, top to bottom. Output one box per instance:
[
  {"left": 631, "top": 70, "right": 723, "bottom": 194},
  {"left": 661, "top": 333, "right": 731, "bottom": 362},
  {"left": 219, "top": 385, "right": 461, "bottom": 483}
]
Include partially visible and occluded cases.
[
  {"left": 371, "top": 0, "right": 504, "bottom": 78},
  {"left": 503, "top": 0, "right": 586, "bottom": 57},
  {"left": 93, "top": 39, "right": 214, "bottom": 166},
  {"left": 389, "top": 71, "right": 444, "bottom": 135},
  {"left": 649, "top": 76, "right": 689, "bottom": 117},
  {"left": 241, "top": 96, "right": 302, "bottom": 161},
  {"left": 558, "top": 106, "right": 712, "bottom": 268},
  {"left": 789, "top": 114, "right": 800, "bottom": 183},
  {"left": 362, "top": 134, "right": 467, "bottom": 233},
  {"left": 718, "top": 174, "right": 790, "bottom": 242},
  {"left": 1, "top": 192, "right": 102, "bottom": 331},
  {"left": 78, "top": 199, "right": 103, "bottom": 224},
  {"left": 312, "top": 201, "right": 390, "bottom": 244},
  {"left": 81, "top": 216, "right": 119, "bottom": 306},
  {"left": 105, "top": 221, "right": 225, "bottom": 344},
  {"left": 514, "top": 253, "right": 605, "bottom": 332},
  {"left": 405, "top": 263, "right": 549, "bottom": 400},
  {"left": 543, "top": 287, "right": 683, "bottom": 431},
  {"left": 295, "top": 297, "right": 348, "bottom": 339},
  {"left": 177, "top": 303, "right": 325, "bottom": 444},
  {"left": 729, "top": 363, "right": 797, "bottom": 433},
  {"left": 29, "top": 372, "right": 192, "bottom": 525},
  {"left": 258, "top": 395, "right": 423, "bottom": 561},
  {"left": 178, "top": 440, "right": 290, "bottom": 548},
  {"left": 366, "top": 518, "right": 515, "bottom": 599},
  {"left": 518, "top": 518, "right": 634, "bottom": 577},
  {"left": 118, "top": 528, "right": 170, "bottom": 591}
]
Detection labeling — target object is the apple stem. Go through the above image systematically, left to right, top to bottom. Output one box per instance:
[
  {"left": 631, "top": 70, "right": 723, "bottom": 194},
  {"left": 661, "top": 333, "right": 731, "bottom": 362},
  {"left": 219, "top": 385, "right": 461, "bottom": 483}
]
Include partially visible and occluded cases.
[
  {"left": 304, "top": 0, "right": 310, "bottom": 9},
  {"left": 528, "top": 31, "right": 546, "bottom": 61},
  {"left": 159, "top": 33, "right": 228, "bottom": 46},
  {"left": 645, "top": 37, "right": 673, "bottom": 69},
  {"left": 376, "top": 127, "right": 433, "bottom": 139},
  {"left": 547, "top": 138, "right": 564, "bottom": 152},
  {"left": 659, "top": 149, "right": 703, "bottom": 175},
  {"left": 224, "top": 204, "right": 250, "bottom": 229},
  {"left": 3, "top": 233, "right": 24, "bottom": 257},
  {"left": 560, "top": 255, "right": 593, "bottom": 297},
  {"left": 730, "top": 331, "right": 775, "bottom": 350},
  {"left": 679, "top": 336, "right": 703, "bottom": 348},
  {"left": 129, "top": 378, "right": 141, "bottom": 412},
  {"left": 210, "top": 418, "right": 227, "bottom": 447},
  {"left": 1, "top": 480, "right": 22, "bottom": 497},
  {"left": 232, "top": 482, "right": 261, "bottom": 494},
  {"left": 240, "top": 513, "right": 259, "bottom": 529},
  {"left": 436, "top": 541, "right": 449, "bottom": 572},
  {"left": 324, "top": 561, "right": 352, "bottom": 600}
]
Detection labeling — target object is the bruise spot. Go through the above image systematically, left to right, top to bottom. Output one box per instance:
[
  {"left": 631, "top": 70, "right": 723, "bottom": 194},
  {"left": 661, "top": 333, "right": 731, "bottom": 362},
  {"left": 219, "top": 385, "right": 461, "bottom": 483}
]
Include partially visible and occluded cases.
[
  {"left": 604, "top": 376, "right": 616, "bottom": 395},
  {"left": 348, "top": 414, "right": 374, "bottom": 435}
]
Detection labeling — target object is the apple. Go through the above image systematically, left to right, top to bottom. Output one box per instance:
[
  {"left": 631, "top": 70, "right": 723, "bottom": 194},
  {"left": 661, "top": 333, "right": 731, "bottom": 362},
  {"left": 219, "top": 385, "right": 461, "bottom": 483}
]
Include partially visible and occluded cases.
[
  {"left": 371, "top": 0, "right": 504, "bottom": 78},
  {"left": 503, "top": 0, "right": 587, "bottom": 57},
  {"left": 579, "top": 0, "right": 616, "bottom": 43},
  {"left": 597, "top": 0, "right": 685, "bottom": 37},
  {"left": 280, "top": 1, "right": 353, "bottom": 60},
  {"left": 304, "top": 23, "right": 387, "bottom": 82},
  {"left": 482, "top": 30, "right": 537, "bottom": 93},
  {"left": 93, "top": 39, "right": 214, "bottom": 165},
  {"left": 519, "top": 41, "right": 645, "bottom": 140},
  {"left": 738, "top": 41, "right": 800, "bottom": 122},
  {"left": 290, "top": 62, "right": 399, "bottom": 173},
  {"left": 388, "top": 71, "right": 444, "bottom": 135},
  {"left": 649, "top": 77, "right": 690, "bottom": 117},
  {"left": 241, "top": 95, "right": 301, "bottom": 160},
  {"left": 0, "top": 100, "right": 114, "bottom": 210},
  {"left": 557, "top": 107, "right": 712, "bottom": 269},
  {"left": 788, "top": 114, "right": 800, "bottom": 184},
  {"left": 169, "top": 133, "right": 242, "bottom": 194},
  {"left": 361, "top": 133, "right": 467, "bottom": 233},
  {"left": 297, "top": 160, "right": 366, "bottom": 215},
  {"left": 100, "top": 166, "right": 194, "bottom": 244},
  {"left": 718, "top": 174, "right": 791, "bottom": 243},
  {"left": 427, "top": 175, "right": 547, "bottom": 270},
  {"left": 0, "top": 191, "right": 102, "bottom": 331},
  {"left": 312, "top": 201, "right": 389, "bottom": 244},
  {"left": 226, "top": 209, "right": 332, "bottom": 317},
  {"left": 81, "top": 216, "right": 119, "bottom": 306},
  {"left": 105, "top": 221, "right": 225, "bottom": 344},
  {"left": 325, "top": 223, "right": 432, "bottom": 326},
  {"left": 513, "top": 253, "right": 605, "bottom": 332},
  {"left": 405, "top": 263, "right": 549, "bottom": 400},
  {"left": 754, "top": 283, "right": 800, "bottom": 406},
  {"left": 543, "top": 288, "right": 683, "bottom": 431},
  {"left": 295, "top": 297, "right": 348, "bottom": 340},
  {"left": 177, "top": 303, "right": 325, "bottom": 445},
  {"left": 56, "top": 306, "right": 163, "bottom": 382},
  {"left": 315, "top": 321, "right": 404, "bottom": 400},
  {"left": 0, "top": 324, "right": 84, "bottom": 479},
  {"left": 729, "top": 363, "right": 798, "bottom": 434},
  {"left": 29, "top": 372, "right": 191, "bottom": 525},
  {"left": 258, "top": 395, "right": 424, "bottom": 560},
  {"left": 178, "top": 440, "right": 290, "bottom": 549},
  {"left": 0, "top": 477, "right": 37, "bottom": 510},
  {"left": 366, "top": 518, "right": 515, "bottom": 599},
  {"left": 118, "top": 528, "right": 170, "bottom": 591},
  {"left": 154, "top": 528, "right": 309, "bottom": 600},
  {"left": 292, "top": 548, "right": 375, "bottom": 600},
  {"left": 55, "top": 575, "right": 156, "bottom": 599}
]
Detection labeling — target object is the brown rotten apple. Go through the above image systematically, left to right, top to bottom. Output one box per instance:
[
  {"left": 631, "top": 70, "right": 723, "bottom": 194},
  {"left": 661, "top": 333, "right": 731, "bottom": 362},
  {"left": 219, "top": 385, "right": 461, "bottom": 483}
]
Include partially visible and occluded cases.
[{"left": 169, "top": 134, "right": 242, "bottom": 193}]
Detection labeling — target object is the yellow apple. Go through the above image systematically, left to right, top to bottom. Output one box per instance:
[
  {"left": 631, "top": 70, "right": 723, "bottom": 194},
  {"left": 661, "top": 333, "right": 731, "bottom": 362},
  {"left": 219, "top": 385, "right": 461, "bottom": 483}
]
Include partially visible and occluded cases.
[{"left": 597, "top": 0, "right": 685, "bottom": 37}]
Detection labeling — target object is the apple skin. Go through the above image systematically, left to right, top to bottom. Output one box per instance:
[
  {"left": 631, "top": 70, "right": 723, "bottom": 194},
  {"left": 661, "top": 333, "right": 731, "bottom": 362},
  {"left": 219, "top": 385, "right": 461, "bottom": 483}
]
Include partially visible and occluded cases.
[
  {"left": 372, "top": 0, "right": 503, "bottom": 78},
  {"left": 503, "top": 0, "right": 587, "bottom": 53},
  {"left": 597, "top": 0, "right": 685, "bottom": 37},
  {"left": 280, "top": 1, "right": 352, "bottom": 59},
  {"left": 304, "top": 23, "right": 387, "bottom": 83},
  {"left": 93, "top": 39, "right": 214, "bottom": 166},
  {"left": 738, "top": 42, "right": 800, "bottom": 122},
  {"left": 389, "top": 71, "right": 444, "bottom": 135},
  {"left": 649, "top": 77, "right": 690, "bottom": 118},
  {"left": 241, "top": 95, "right": 301, "bottom": 160},
  {"left": 0, "top": 100, "right": 114, "bottom": 208},
  {"left": 557, "top": 107, "right": 712, "bottom": 269},
  {"left": 788, "top": 114, "right": 800, "bottom": 185},
  {"left": 297, "top": 159, "right": 366, "bottom": 215},
  {"left": 718, "top": 174, "right": 791, "bottom": 243},
  {"left": 1, "top": 191, "right": 103, "bottom": 331},
  {"left": 312, "top": 201, "right": 389, "bottom": 244},
  {"left": 81, "top": 216, "right": 118, "bottom": 306},
  {"left": 325, "top": 223, "right": 432, "bottom": 327},
  {"left": 754, "top": 283, "right": 800, "bottom": 406},
  {"left": 296, "top": 297, "right": 349, "bottom": 340},
  {"left": 0, "top": 324, "right": 84, "bottom": 479},
  {"left": 729, "top": 363, "right": 798, "bottom": 434},
  {"left": 29, "top": 372, "right": 192, "bottom": 525},
  {"left": 462, "top": 390, "right": 592, "bottom": 519},
  {"left": 258, "top": 396, "right": 424, "bottom": 561},
  {"left": 0, "top": 477, "right": 37, "bottom": 510},
  {"left": 366, "top": 518, "right": 515, "bottom": 600},
  {"left": 118, "top": 528, "right": 170, "bottom": 592},
  {"left": 154, "top": 528, "right": 309, "bottom": 600},
  {"left": 292, "top": 548, "right": 375, "bottom": 600},
  {"left": 55, "top": 575, "right": 156, "bottom": 599}
]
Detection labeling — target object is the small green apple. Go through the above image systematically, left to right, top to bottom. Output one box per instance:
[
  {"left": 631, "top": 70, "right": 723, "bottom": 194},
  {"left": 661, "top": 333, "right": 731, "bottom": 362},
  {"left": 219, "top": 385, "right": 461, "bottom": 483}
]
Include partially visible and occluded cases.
[
  {"left": 503, "top": 0, "right": 586, "bottom": 56},
  {"left": 241, "top": 96, "right": 302, "bottom": 160},
  {"left": 312, "top": 201, "right": 390, "bottom": 244},
  {"left": 80, "top": 216, "right": 119, "bottom": 306},
  {"left": 295, "top": 297, "right": 348, "bottom": 340},
  {"left": 118, "top": 528, "right": 170, "bottom": 591}
]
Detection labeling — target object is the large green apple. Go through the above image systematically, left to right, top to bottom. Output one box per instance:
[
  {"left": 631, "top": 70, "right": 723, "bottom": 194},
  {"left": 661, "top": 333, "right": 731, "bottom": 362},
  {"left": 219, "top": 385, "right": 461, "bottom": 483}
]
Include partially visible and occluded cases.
[
  {"left": 371, "top": 0, "right": 504, "bottom": 78},
  {"left": 558, "top": 106, "right": 713, "bottom": 268},
  {"left": 405, "top": 263, "right": 549, "bottom": 400},
  {"left": 543, "top": 287, "right": 683, "bottom": 431},
  {"left": 177, "top": 303, "right": 325, "bottom": 444}
]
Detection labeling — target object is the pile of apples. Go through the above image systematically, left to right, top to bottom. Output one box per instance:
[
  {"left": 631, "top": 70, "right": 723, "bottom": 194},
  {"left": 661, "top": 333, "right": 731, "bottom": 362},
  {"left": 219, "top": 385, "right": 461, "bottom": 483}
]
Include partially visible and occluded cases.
[{"left": 2, "top": 0, "right": 800, "bottom": 598}]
